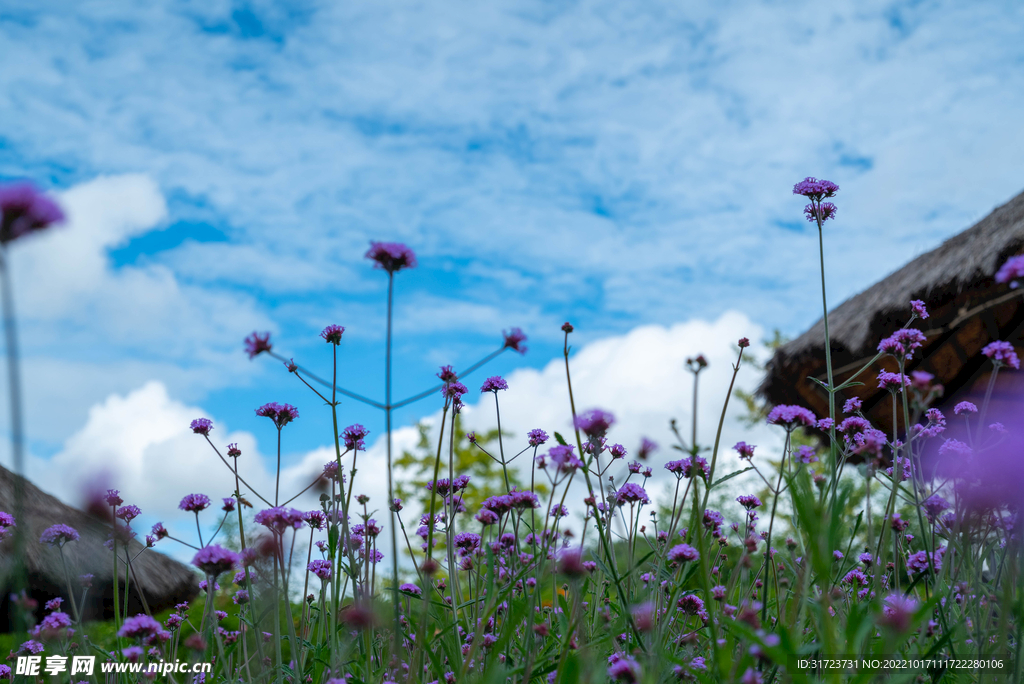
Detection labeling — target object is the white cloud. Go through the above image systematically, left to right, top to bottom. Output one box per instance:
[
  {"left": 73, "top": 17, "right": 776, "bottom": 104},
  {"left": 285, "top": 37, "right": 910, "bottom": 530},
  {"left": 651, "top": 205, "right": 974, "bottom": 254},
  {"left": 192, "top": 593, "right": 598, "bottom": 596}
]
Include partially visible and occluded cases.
[{"left": 24, "top": 311, "right": 786, "bottom": 569}]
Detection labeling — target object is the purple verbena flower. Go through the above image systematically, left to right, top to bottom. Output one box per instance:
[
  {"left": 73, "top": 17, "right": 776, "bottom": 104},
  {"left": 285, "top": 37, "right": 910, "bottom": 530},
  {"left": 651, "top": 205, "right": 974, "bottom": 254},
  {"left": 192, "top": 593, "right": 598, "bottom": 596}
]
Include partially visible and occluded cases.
[
  {"left": 793, "top": 177, "right": 839, "bottom": 200},
  {"left": 0, "top": 182, "right": 64, "bottom": 243},
  {"left": 804, "top": 202, "right": 837, "bottom": 223},
  {"left": 365, "top": 241, "right": 417, "bottom": 273},
  {"left": 995, "top": 254, "right": 1024, "bottom": 285},
  {"left": 910, "top": 300, "right": 930, "bottom": 319},
  {"left": 320, "top": 324, "right": 345, "bottom": 345},
  {"left": 502, "top": 328, "right": 527, "bottom": 354},
  {"left": 877, "top": 328, "right": 927, "bottom": 360},
  {"left": 244, "top": 332, "right": 272, "bottom": 359},
  {"left": 982, "top": 341, "right": 1020, "bottom": 369},
  {"left": 877, "top": 371, "right": 910, "bottom": 392},
  {"left": 480, "top": 376, "right": 508, "bottom": 392},
  {"left": 843, "top": 397, "right": 862, "bottom": 413},
  {"left": 954, "top": 401, "right": 978, "bottom": 415},
  {"left": 256, "top": 402, "right": 299, "bottom": 428},
  {"left": 766, "top": 405, "right": 817, "bottom": 429},
  {"left": 575, "top": 409, "right": 614, "bottom": 440},
  {"left": 190, "top": 418, "right": 213, "bottom": 436},
  {"left": 342, "top": 424, "right": 369, "bottom": 451},
  {"left": 527, "top": 429, "right": 548, "bottom": 446},
  {"left": 637, "top": 438, "right": 658, "bottom": 460},
  {"left": 734, "top": 442, "right": 755, "bottom": 459},
  {"left": 614, "top": 483, "right": 650, "bottom": 505},
  {"left": 179, "top": 494, "right": 211, "bottom": 513},
  {"left": 737, "top": 495, "right": 762, "bottom": 510},
  {"left": 116, "top": 505, "right": 141, "bottom": 523},
  {"left": 254, "top": 507, "right": 305, "bottom": 535},
  {"left": 40, "top": 524, "right": 79, "bottom": 546},
  {"left": 668, "top": 543, "right": 699, "bottom": 564},
  {"left": 192, "top": 544, "right": 239, "bottom": 577},
  {"left": 307, "top": 559, "right": 332, "bottom": 581},
  {"left": 879, "top": 593, "right": 918, "bottom": 632},
  {"left": 118, "top": 614, "right": 163, "bottom": 640}
]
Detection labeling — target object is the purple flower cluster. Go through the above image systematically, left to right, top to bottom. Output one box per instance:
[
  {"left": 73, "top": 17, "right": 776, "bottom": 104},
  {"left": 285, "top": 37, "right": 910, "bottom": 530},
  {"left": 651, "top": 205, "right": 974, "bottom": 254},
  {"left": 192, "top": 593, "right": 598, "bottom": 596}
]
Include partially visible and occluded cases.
[
  {"left": 793, "top": 177, "right": 839, "bottom": 201},
  {"left": 0, "top": 182, "right": 64, "bottom": 243},
  {"left": 365, "top": 241, "right": 417, "bottom": 273},
  {"left": 995, "top": 254, "right": 1024, "bottom": 285},
  {"left": 320, "top": 324, "right": 345, "bottom": 345},
  {"left": 502, "top": 327, "right": 527, "bottom": 354},
  {"left": 877, "top": 328, "right": 927, "bottom": 359},
  {"left": 244, "top": 331, "right": 272, "bottom": 359},
  {"left": 982, "top": 340, "right": 1020, "bottom": 369},
  {"left": 877, "top": 371, "right": 910, "bottom": 392},
  {"left": 480, "top": 376, "right": 508, "bottom": 392},
  {"left": 256, "top": 402, "right": 300, "bottom": 428},
  {"left": 766, "top": 405, "right": 817, "bottom": 429},
  {"left": 575, "top": 409, "right": 615, "bottom": 439},
  {"left": 190, "top": 418, "right": 213, "bottom": 436},
  {"left": 342, "top": 424, "right": 369, "bottom": 451},
  {"left": 527, "top": 429, "right": 549, "bottom": 446},
  {"left": 733, "top": 441, "right": 755, "bottom": 459},
  {"left": 614, "top": 483, "right": 650, "bottom": 505},
  {"left": 179, "top": 493, "right": 211, "bottom": 513},
  {"left": 254, "top": 507, "right": 305, "bottom": 534},
  {"left": 40, "top": 524, "right": 79, "bottom": 546},
  {"left": 668, "top": 543, "right": 699, "bottom": 564},
  {"left": 192, "top": 544, "right": 240, "bottom": 577},
  {"left": 307, "top": 559, "right": 332, "bottom": 581}
]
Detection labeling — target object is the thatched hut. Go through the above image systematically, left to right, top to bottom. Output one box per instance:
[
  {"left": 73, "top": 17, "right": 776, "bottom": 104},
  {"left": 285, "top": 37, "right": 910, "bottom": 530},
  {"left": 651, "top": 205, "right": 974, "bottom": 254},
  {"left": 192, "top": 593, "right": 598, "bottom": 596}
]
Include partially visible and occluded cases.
[
  {"left": 759, "top": 189, "right": 1024, "bottom": 435},
  {"left": 0, "top": 465, "right": 198, "bottom": 630}
]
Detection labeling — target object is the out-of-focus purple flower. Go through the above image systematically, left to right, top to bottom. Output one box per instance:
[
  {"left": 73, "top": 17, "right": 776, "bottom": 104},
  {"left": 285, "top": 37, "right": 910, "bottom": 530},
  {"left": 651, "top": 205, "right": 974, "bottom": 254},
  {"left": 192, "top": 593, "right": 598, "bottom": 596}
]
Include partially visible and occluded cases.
[
  {"left": 0, "top": 182, "right": 64, "bottom": 243},
  {"left": 804, "top": 202, "right": 837, "bottom": 223},
  {"left": 365, "top": 241, "right": 416, "bottom": 273},
  {"left": 995, "top": 254, "right": 1024, "bottom": 286},
  {"left": 910, "top": 300, "right": 930, "bottom": 319},
  {"left": 320, "top": 324, "right": 345, "bottom": 345},
  {"left": 502, "top": 327, "right": 527, "bottom": 354},
  {"left": 244, "top": 332, "right": 272, "bottom": 359},
  {"left": 738, "top": 337, "right": 750, "bottom": 348},
  {"left": 982, "top": 341, "right": 1020, "bottom": 369},
  {"left": 437, "top": 365, "right": 458, "bottom": 383},
  {"left": 877, "top": 371, "right": 910, "bottom": 392},
  {"left": 910, "top": 371, "right": 936, "bottom": 392},
  {"left": 480, "top": 376, "right": 508, "bottom": 392},
  {"left": 441, "top": 381, "right": 467, "bottom": 401},
  {"left": 843, "top": 397, "right": 862, "bottom": 413},
  {"left": 954, "top": 401, "right": 977, "bottom": 415},
  {"left": 256, "top": 402, "right": 299, "bottom": 428},
  {"left": 766, "top": 405, "right": 817, "bottom": 429},
  {"left": 575, "top": 409, "right": 614, "bottom": 440},
  {"left": 190, "top": 418, "right": 213, "bottom": 436},
  {"left": 342, "top": 424, "right": 369, "bottom": 451},
  {"left": 527, "top": 429, "right": 548, "bottom": 447},
  {"left": 637, "top": 438, "right": 658, "bottom": 460},
  {"left": 938, "top": 438, "right": 972, "bottom": 458},
  {"left": 734, "top": 442, "right": 755, "bottom": 459},
  {"left": 227, "top": 443, "right": 242, "bottom": 458},
  {"left": 543, "top": 444, "right": 582, "bottom": 473},
  {"left": 794, "top": 446, "right": 818, "bottom": 464},
  {"left": 179, "top": 494, "right": 211, "bottom": 513},
  {"left": 737, "top": 495, "right": 762, "bottom": 510},
  {"left": 922, "top": 495, "right": 950, "bottom": 522},
  {"left": 254, "top": 507, "right": 305, "bottom": 535},
  {"left": 475, "top": 508, "right": 499, "bottom": 526},
  {"left": 0, "top": 511, "right": 14, "bottom": 529},
  {"left": 151, "top": 522, "right": 168, "bottom": 541},
  {"left": 40, "top": 524, "right": 79, "bottom": 546},
  {"left": 668, "top": 543, "right": 699, "bottom": 564},
  {"left": 192, "top": 544, "right": 239, "bottom": 577},
  {"left": 556, "top": 548, "right": 588, "bottom": 578},
  {"left": 906, "top": 548, "right": 944, "bottom": 575},
  {"left": 307, "top": 559, "right": 332, "bottom": 581},
  {"left": 879, "top": 593, "right": 918, "bottom": 632},
  {"left": 119, "top": 614, "right": 163, "bottom": 640},
  {"left": 17, "top": 640, "right": 44, "bottom": 655},
  {"left": 607, "top": 656, "right": 641, "bottom": 683},
  {"left": 740, "top": 668, "right": 764, "bottom": 684}
]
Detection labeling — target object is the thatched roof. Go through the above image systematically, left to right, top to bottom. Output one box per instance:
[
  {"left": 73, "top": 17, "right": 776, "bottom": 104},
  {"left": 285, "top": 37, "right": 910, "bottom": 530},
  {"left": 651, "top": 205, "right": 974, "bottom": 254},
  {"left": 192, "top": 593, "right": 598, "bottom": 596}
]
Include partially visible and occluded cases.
[
  {"left": 760, "top": 189, "right": 1024, "bottom": 432},
  {"left": 0, "top": 464, "right": 198, "bottom": 628}
]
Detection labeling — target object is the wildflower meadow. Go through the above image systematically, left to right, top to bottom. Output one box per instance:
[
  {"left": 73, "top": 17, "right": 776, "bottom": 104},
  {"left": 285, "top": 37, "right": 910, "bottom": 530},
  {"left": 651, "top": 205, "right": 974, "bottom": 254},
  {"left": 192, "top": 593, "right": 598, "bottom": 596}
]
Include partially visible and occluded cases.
[{"left": 1, "top": 177, "right": 1023, "bottom": 684}]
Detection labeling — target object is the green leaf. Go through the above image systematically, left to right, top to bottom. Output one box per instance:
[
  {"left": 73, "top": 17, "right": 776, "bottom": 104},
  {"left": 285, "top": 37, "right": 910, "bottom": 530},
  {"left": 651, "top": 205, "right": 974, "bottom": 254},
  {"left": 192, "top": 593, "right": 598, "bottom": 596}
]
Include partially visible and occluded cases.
[
  {"left": 554, "top": 431, "right": 569, "bottom": 446},
  {"left": 710, "top": 467, "right": 753, "bottom": 490}
]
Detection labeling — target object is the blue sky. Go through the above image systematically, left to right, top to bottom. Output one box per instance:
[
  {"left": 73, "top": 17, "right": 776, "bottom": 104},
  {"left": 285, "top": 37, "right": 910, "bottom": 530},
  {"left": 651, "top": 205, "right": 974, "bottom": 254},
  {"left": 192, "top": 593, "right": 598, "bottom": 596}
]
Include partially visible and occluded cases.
[{"left": 2, "top": 0, "right": 1024, "bottom": 546}]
